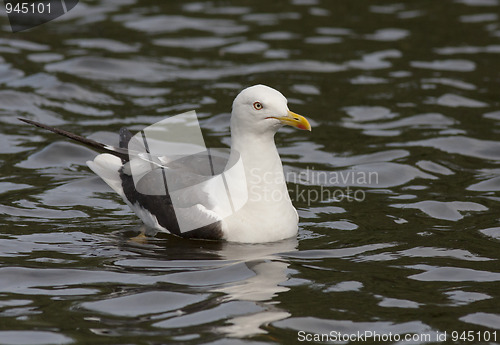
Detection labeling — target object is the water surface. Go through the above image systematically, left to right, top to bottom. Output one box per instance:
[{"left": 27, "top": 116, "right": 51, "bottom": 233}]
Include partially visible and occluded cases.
[{"left": 1, "top": 1, "right": 500, "bottom": 344}]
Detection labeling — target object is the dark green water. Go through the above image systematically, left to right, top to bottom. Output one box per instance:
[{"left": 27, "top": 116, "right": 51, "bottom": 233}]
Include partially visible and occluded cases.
[{"left": 1, "top": 1, "right": 500, "bottom": 344}]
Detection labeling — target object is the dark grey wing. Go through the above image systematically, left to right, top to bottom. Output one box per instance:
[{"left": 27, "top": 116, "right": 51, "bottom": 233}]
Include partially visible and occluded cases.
[{"left": 118, "top": 127, "right": 224, "bottom": 240}]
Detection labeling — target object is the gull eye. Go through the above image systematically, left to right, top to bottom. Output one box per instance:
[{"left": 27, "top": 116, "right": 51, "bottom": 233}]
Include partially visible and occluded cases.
[{"left": 253, "top": 102, "right": 263, "bottom": 110}]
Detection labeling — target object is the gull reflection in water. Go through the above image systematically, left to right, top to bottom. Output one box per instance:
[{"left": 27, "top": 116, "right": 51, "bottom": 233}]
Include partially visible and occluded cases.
[{"left": 212, "top": 237, "right": 298, "bottom": 337}]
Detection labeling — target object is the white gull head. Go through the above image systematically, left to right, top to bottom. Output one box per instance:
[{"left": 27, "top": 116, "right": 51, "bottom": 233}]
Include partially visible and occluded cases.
[{"left": 231, "top": 84, "right": 311, "bottom": 138}]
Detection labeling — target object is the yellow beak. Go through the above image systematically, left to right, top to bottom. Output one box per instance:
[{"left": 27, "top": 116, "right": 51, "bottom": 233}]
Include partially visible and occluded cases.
[{"left": 274, "top": 111, "right": 312, "bottom": 131}]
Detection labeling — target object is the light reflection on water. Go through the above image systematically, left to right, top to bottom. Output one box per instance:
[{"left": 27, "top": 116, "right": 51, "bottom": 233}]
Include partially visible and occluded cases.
[{"left": 1, "top": 0, "right": 500, "bottom": 344}]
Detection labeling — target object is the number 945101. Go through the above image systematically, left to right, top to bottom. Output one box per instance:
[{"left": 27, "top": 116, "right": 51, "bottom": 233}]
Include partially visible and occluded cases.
[
  {"left": 5, "top": 2, "right": 51, "bottom": 14},
  {"left": 451, "top": 331, "right": 497, "bottom": 342}
]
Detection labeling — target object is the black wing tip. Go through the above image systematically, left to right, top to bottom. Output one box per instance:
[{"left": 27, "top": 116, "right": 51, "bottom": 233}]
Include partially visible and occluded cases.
[
  {"left": 18, "top": 117, "right": 130, "bottom": 161},
  {"left": 18, "top": 117, "right": 61, "bottom": 133},
  {"left": 19, "top": 117, "right": 36, "bottom": 125}
]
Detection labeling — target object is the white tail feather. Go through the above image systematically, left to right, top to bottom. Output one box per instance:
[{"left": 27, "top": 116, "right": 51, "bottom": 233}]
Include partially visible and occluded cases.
[{"left": 87, "top": 154, "right": 125, "bottom": 197}]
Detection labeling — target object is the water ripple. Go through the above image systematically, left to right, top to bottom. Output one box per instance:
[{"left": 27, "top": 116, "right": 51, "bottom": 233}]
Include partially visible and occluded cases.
[{"left": 2, "top": 0, "right": 500, "bottom": 342}]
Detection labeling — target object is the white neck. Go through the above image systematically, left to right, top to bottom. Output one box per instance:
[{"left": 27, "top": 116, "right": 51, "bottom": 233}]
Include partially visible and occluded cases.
[
  {"left": 223, "top": 124, "right": 298, "bottom": 242},
  {"left": 229, "top": 125, "right": 289, "bottom": 202}
]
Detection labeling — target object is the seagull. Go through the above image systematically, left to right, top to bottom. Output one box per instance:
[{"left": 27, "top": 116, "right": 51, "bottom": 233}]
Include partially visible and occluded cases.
[{"left": 20, "top": 85, "right": 311, "bottom": 243}]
